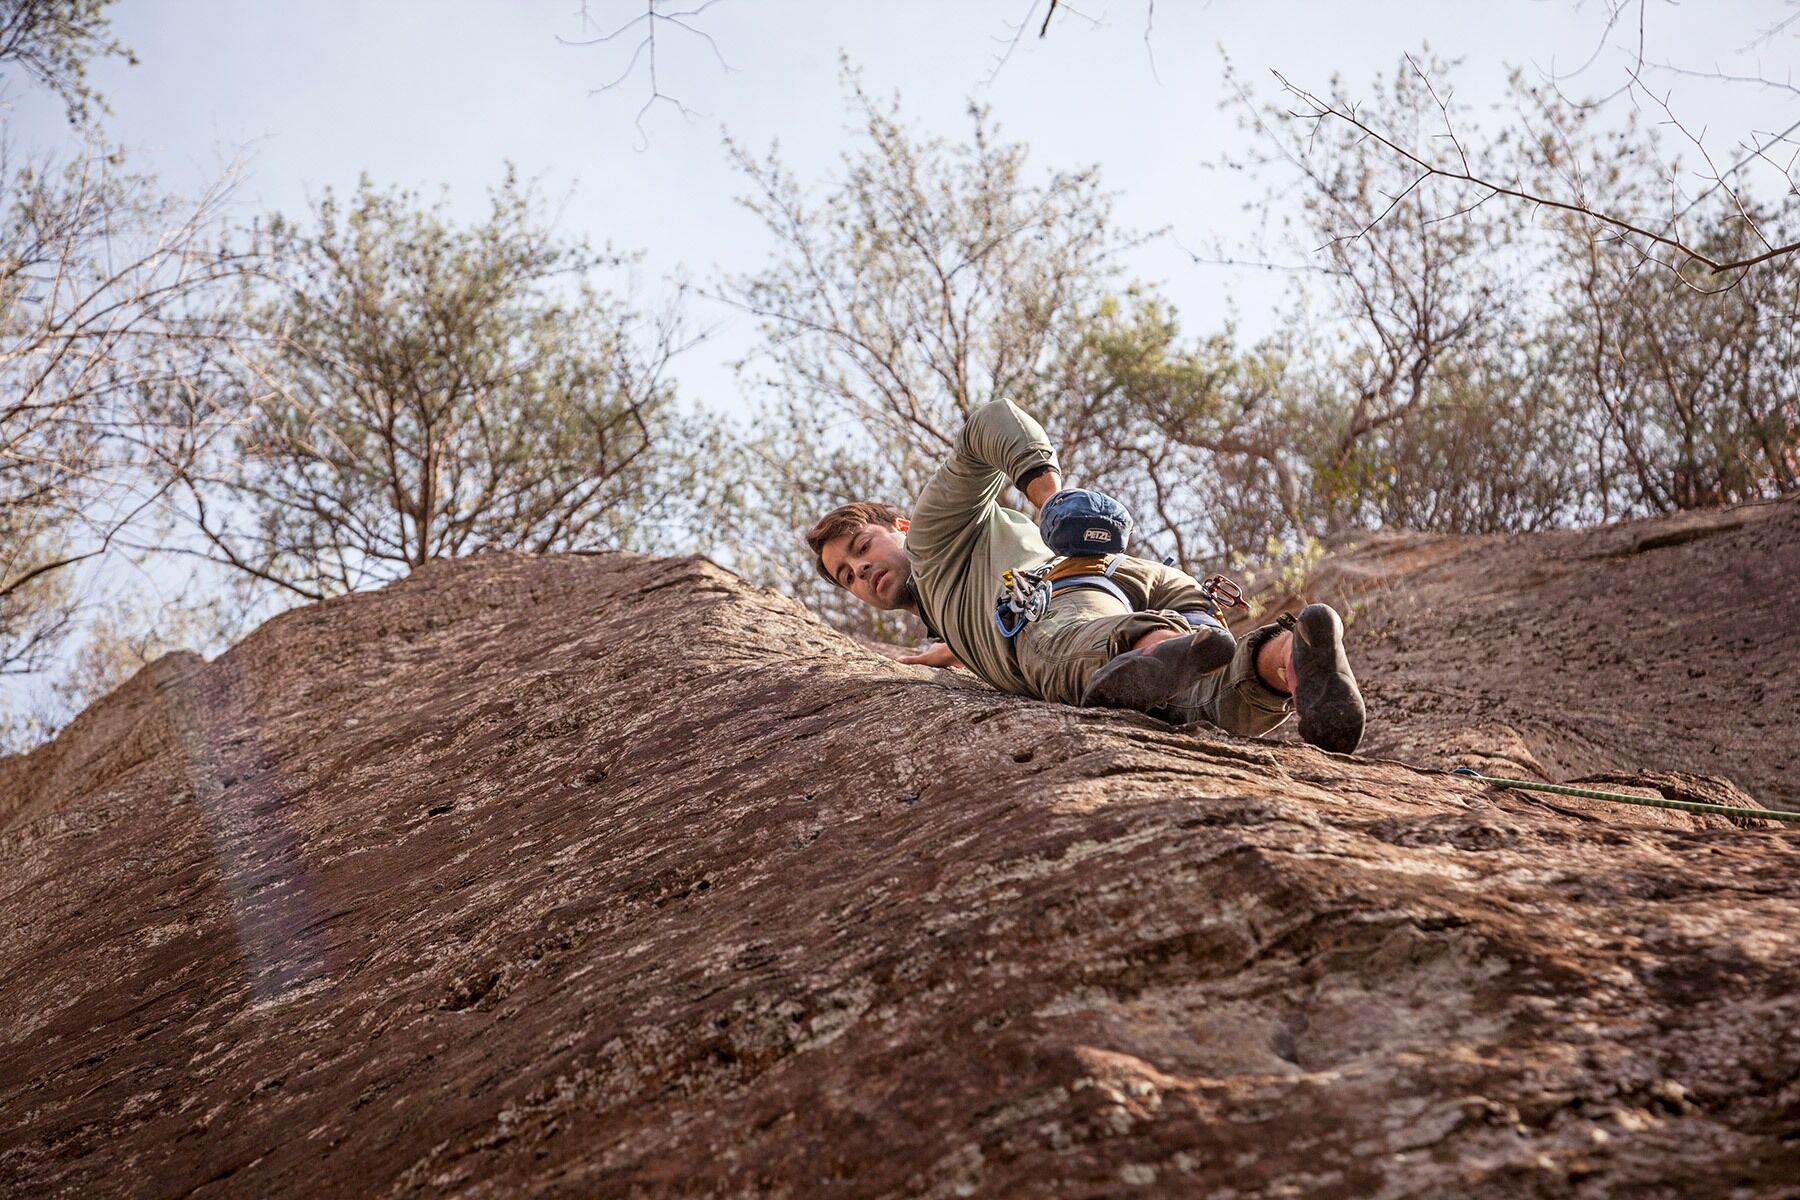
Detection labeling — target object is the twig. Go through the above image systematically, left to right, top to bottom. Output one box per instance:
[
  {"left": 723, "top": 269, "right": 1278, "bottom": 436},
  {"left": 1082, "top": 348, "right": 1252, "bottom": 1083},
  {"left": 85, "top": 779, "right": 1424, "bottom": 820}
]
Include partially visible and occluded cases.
[
  {"left": 560, "top": 0, "right": 733, "bottom": 146},
  {"left": 1143, "top": 0, "right": 1161, "bottom": 86},
  {"left": 1274, "top": 67, "right": 1800, "bottom": 275},
  {"left": 1172, "top": 234, "right": 1347, "bottom": 276}
]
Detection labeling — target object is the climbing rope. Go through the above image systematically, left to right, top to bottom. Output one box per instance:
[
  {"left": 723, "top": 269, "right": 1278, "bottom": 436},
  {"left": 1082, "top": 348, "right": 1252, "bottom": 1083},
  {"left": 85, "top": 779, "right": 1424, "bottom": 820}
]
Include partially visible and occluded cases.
[{"left": 1450, "top": 768, "right": 1800, "bottom": 826}]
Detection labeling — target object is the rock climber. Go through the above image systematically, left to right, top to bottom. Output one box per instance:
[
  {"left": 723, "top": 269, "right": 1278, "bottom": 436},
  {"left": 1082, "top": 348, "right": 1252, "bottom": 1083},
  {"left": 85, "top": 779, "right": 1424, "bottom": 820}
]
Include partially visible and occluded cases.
[{"left": 804, "top": 399, "right": 1365, "bottom": 752}]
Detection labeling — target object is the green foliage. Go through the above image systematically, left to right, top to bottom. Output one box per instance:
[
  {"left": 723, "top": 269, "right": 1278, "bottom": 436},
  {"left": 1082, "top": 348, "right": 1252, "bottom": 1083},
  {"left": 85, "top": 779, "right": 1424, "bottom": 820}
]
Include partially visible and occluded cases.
[
  {"left": 185, "top": 172, "right": 695, "bottom": 600},
  {"left": 1043, "top": 294, "right": 1307, "bottom": 570},
  {"left": 1232, "top": 535, "right": 1325, "bottom": 622}
]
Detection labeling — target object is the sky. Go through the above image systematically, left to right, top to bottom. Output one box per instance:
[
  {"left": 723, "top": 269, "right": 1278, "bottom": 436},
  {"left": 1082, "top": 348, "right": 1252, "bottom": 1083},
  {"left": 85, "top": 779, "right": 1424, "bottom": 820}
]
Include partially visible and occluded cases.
[
  {"left": 2, "top": 0, "right": 1794, "bottom": 723},
  {"left": 12, "top": 0, "right": 1794, "bottom": 410}
]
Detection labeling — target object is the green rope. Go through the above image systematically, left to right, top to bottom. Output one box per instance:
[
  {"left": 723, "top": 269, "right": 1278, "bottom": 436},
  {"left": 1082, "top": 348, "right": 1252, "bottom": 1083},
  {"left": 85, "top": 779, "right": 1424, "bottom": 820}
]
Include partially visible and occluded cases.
[{"left": 1450, "top": 769, "right": 1800, "bottom": 826}]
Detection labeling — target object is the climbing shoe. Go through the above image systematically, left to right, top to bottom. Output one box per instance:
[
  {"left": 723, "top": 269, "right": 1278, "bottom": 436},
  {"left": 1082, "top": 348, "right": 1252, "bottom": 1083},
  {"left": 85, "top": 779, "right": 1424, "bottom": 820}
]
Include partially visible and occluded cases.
[
  {"left": 1286, "top": 603, "right": 1364, "bottom": 754},
  {"left": 1079, "top": 628, "right": 1238, "bottom": 722}
]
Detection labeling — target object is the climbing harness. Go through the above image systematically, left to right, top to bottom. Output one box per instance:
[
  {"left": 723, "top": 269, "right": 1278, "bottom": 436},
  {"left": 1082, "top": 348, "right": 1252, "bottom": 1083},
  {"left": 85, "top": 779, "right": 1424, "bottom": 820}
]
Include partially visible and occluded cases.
[
  {"left": 993, "top": 555, "right": 1252, "bottom": 640},
  {"left": 994, "top": 557, "right": 1130, "bottom": 637},
  {"left": 1450, "top": 768, "right": 1800, "bottom": 826}
]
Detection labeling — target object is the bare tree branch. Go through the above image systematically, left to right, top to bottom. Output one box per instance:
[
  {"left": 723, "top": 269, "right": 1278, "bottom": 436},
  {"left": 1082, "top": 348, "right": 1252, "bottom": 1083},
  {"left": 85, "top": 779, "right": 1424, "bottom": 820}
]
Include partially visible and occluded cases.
[
  {"left": 559, "top": 0, "right": 734, "bottom": 147},
  {"left": 1274, "top": 62, "right": 1800, "bottom": 276},
  {"left": 1, "top": 138, "right": 247, "bottom": 673}
]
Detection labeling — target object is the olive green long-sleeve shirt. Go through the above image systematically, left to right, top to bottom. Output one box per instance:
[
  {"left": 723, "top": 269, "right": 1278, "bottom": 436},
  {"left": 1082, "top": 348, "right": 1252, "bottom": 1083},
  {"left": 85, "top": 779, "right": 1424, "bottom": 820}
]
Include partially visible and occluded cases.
[{"left": 906, "top": 400, "right": 1059, "bottom": 696}]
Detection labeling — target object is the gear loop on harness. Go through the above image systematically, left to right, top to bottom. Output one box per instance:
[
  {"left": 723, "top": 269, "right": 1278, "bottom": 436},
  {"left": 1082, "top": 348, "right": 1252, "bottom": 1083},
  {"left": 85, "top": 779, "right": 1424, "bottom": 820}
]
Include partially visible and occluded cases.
[{"left": 994, "top": 565, "right": 1053, "bottom": 638}]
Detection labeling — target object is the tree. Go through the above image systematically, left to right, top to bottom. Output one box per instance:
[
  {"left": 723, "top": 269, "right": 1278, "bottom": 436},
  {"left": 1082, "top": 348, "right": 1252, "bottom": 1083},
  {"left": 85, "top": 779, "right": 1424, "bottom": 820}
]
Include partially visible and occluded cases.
[
  {"left": 0, "top": 0, "right": 136, "bottom": 124},
  {"left": 1022, "top": 0, "right": 1800, "bottom": 278},
  {"left": 0, "top": 1, "right": 233, "bottom": 738},
  {"left": 1221, "top": 52, "right": 1799, "bottom": 535},
  {"left": 1216, "top": 53, "right": 1602, "bottom": 538},
  {"left": 1272, "top": 58, "right": 1800, "bottom": 281},
  {"left": 723, "top": 75, "right": 1140, "bottom": 490},
  {"left": 719, "top": 77, "right": 1150, "bottom": 632},
  {"left": 1509, "top": 90, "right": 1800, "bottom": 514},
  {"left": 1, "top": 141, "right": 241, "bottom": 675},
  {"left": 169, "top": 174, "right": 696, "bottom": 601},
  {"left": 1563, "top": 204, "right": 1800, "bottom": 514},
  {"left": 1039, "top": 295, "right": 1304, "bottom": 569}
]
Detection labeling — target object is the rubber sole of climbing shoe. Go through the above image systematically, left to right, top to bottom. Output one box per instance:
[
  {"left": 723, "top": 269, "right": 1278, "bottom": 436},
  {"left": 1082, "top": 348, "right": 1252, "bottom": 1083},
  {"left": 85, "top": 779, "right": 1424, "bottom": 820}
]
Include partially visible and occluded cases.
[
  {"left": 1289, "top": 603, "right": 1364, "bottom": 754},
  {"left": 1079, "top": 628, "right": 1238, "bottom": 722}
]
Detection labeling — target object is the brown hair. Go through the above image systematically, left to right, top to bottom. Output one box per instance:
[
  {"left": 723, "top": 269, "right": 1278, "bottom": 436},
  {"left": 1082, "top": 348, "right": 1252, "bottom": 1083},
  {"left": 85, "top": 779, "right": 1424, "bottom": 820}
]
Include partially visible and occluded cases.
[{"left": 804, "top": 501, "right": 904, "bottom": 585}]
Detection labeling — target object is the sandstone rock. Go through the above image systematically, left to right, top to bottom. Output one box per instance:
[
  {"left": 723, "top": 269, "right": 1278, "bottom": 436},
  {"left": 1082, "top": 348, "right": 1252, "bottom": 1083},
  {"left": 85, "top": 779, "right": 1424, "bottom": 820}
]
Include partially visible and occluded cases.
[
  {"left": 1298, "top": 494, "right": 1800, "bottom": 811},
  {"left": 1, "top": 542, "right": 1796, "bottom": 1198}
]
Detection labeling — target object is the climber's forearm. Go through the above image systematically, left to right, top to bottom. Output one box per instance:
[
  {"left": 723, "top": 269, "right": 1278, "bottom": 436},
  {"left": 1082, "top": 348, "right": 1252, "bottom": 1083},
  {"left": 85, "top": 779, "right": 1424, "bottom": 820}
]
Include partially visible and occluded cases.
[{"left": 1020, "top": 466, "right": 1062, "bottom": 511}]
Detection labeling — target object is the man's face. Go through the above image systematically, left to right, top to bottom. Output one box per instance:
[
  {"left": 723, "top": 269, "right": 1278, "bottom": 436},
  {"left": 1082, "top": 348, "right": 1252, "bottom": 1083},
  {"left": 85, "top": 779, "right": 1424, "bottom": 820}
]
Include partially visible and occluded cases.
[{"left": 819, "top": 520, "right": 913, "bottom": 611}]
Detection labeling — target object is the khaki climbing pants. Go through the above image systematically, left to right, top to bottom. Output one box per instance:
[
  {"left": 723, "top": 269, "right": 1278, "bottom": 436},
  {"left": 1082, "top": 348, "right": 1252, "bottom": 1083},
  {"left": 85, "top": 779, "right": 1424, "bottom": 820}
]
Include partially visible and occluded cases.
[{"left": 1011, "top": 556, "right": 1293, "bottom": 738}]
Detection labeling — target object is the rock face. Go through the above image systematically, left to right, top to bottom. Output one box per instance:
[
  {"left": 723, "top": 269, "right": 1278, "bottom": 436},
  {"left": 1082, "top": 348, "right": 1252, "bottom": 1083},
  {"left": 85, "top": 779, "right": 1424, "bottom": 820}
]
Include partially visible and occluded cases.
[
  {"left": 1297, "top": 495, "right": 1800, "bottom": 811},
  {"left": 2, "top": 524, "right": 1798, "bottom": 1197}
]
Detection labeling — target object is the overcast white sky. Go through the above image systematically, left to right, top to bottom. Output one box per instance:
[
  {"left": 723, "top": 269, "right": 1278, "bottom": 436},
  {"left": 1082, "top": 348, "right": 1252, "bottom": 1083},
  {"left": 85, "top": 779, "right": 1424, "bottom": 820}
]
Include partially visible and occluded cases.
[
  {"left": 2, "top": 0, "right": 1794, "bottom": 720},
  {"left": 11, "top": 0, "right": 1793, "bottom": 409}
]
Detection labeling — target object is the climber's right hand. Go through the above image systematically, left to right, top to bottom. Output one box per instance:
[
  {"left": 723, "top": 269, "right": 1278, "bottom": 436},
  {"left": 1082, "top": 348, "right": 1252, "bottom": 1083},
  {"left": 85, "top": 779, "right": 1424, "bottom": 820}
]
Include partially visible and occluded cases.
[{"left": 899, "top": 642, "right": 963, "bottom": 670}]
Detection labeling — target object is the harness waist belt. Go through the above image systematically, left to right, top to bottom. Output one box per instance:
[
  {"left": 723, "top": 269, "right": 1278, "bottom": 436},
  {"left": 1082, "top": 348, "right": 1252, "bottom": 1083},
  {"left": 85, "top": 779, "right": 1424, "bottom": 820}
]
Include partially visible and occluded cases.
[
  {"left": 995, "top": 554, "right": 1229, "bottom": 639},
  {"left": 1048, "top": 573, "right": 1135, "bottom": 609}
]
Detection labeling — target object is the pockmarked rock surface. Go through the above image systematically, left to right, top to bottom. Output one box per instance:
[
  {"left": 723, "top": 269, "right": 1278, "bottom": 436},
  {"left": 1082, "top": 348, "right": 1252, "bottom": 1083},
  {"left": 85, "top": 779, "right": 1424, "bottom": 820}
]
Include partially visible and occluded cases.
[
  {"left": 1292, "top": 493, "right": 1800, "bottom": 812},
  {"left": 2, "top": 524, "right": 1798, "bottom": 1197}
]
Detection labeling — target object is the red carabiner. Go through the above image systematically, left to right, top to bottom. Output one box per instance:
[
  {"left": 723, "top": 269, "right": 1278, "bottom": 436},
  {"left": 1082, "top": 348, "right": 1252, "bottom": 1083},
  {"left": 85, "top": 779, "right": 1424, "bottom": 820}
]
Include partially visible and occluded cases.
[{"left": 1201, "top": 574, "right": 1249, "bottom": 611}]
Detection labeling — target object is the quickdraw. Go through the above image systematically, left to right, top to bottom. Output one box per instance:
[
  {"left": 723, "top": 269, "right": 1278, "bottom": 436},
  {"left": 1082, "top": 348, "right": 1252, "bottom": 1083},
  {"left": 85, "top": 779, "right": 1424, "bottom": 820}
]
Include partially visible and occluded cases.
[{"left": 994, "top": 565, "right": 1054, "bottom": 638}]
